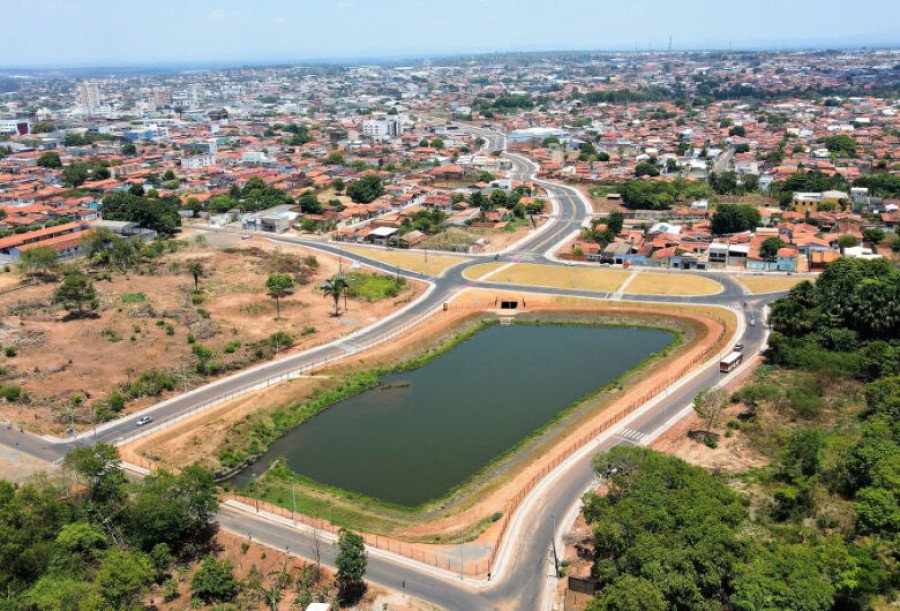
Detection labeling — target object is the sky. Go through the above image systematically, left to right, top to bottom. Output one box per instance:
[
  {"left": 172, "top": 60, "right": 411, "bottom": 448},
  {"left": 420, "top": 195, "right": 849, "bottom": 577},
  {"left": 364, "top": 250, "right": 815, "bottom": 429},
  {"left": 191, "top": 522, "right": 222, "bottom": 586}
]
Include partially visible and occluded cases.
[{"left": 2, "top": 0, "right": 899, "bottom": 68}]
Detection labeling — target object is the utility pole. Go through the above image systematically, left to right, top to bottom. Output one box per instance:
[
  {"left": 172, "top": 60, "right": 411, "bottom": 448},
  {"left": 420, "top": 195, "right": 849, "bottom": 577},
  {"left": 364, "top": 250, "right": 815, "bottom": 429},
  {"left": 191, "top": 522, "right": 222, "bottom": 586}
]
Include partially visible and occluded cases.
[
  {"left": 291, "top": 480, "right": 297, "bottom": 525},
  {"left": 550, "top": 514, "right": 559, "bottom": 578},
  {"left": 460, "top": 531, "right": 465, "bottom": 580}
]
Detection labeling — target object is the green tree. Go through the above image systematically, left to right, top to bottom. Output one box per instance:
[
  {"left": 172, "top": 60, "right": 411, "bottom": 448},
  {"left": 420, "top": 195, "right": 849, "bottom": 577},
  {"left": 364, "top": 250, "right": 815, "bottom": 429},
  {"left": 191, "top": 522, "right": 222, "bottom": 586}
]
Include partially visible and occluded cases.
[
  {"left": 121, "top": 142, "right": 137, "bottom": 155},
  {"left": 37, "top": 151, "right": 62, "bottom": 168},
  {"left": 634, "top": 161, "right": 660, "bottom": 177},
  {"left": 62, "top": 163, "right": 90, "bottom": 187},
  {"left": 346, "top": 175, "right": 384, "bottom": 204},
  {"left": 331, "top": 177, "right": 345, "bottom": 192},
  {"left": 298, "top": 191, "right": 324, "bottom": 214},
  {"left": 100, "top": 192, "right": 181, "bottom": 235},
  {"left": 711, "top": 203, "right": 761, "bottom": 234},
  {"left": 606, "top": 211, "right": 625, "bottom": 235},
  {"left": 79, "top": 227, "right": 118, "bottom": 260},
  {"left": 862, "top": 227, "right": 885, "bottom": 249},
  {"left": 838, "top": 234, "right": 859, "bottom": 251},
  {"left": 760, "top": 237, "right": 786, "bottom": 261},
  {"left": 18, "top": 246, "right": 59, "bottom": 278},
  {"left": 186, "top": 261, "right": 204, "bottom": 292},
  {"left": 53, "top": 269, "right": 99, "bottom": 315},
  {"left": 265, "top": 273, "right": 294, "bottom": 319},
  {"left": 321, "top": 274, "right": 348, "bottom": 317},
  {"left": 64, "top": 443, "right": 127, "bottom": 507},
  {"left": 127, "top": 466, "right": 218, "bottom": 553},
  {"left": 854, "top": 486, "right": 899, "bottom": 536},
  {"left": 335, "top": 528, "right": 367, "bottom": 605},
  {"left": 732, "top": 544, "right": 834, "bottom": 611},
  {"left": 94, "top": 548, "right": 155, "bottom": 610},
  {"left": 190, "top": 556, "right": 239, "bottom": 603},
  {"left": 588, "top": 575, "right": 666, "bottom": 611},
  {"left": 25, "top": 576, "right": 93, "bottom": 610}
]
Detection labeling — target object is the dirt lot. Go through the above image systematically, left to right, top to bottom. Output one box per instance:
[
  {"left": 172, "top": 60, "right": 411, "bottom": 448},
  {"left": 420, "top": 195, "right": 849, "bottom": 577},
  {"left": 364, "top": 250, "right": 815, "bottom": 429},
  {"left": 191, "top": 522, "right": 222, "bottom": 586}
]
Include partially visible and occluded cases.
[
  {"left": 574, "top": 184, "right": 626, "bottom": 214},
  {"left": 0, "top": 236, "right": 423, "bottom": 434},
  {"left": 339, "top": 246, "right": 470, "bottom": 277},
  {"left": 738, "top": 275, "right": 806, "bottom": 294}
]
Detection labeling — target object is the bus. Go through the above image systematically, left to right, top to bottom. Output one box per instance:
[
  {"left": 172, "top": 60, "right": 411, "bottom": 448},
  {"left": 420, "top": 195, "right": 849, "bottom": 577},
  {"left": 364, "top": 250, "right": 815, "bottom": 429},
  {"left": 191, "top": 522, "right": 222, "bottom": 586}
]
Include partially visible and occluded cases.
[{"left": 720, "top": 351, "right": 743, "bottom": 373}]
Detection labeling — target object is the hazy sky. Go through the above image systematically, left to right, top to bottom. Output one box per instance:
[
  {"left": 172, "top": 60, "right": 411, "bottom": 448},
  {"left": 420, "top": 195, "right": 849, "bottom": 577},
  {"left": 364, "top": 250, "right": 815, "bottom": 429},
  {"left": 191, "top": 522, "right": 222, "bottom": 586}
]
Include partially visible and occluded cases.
[{"left": 3, "top": 0, "right": 899, "bottom": 68}]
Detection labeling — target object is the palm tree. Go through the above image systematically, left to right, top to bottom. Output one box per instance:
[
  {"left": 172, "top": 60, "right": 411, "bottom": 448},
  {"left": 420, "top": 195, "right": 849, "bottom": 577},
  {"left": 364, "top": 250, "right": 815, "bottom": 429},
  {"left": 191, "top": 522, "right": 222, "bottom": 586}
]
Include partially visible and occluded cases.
[
  {"left": 186, "top": 261, "right": 204, "bottom": 292},
  {"left": 265, "top": 273, "right": 294, "bottom": 319},
  {"left": 321, "top": 274, "right": 348, "bottom": 317}
]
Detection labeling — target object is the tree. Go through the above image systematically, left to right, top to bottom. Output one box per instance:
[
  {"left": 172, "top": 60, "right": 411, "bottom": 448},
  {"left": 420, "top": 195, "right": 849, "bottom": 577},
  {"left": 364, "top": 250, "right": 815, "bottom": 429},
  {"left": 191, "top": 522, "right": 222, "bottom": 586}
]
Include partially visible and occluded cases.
[
  {"left": 728, "top": 125, "right": 746, "bottom": 137},
  {"left": 121, "top": 142, "right": 137, "bottom": 155},
  {"left": 36, "top": 152, "right": 62, "bottom": 168},
  {"left": 634, "top": 162, "right": 660, "bottom": 177},
  {"left": 62, "top": 163, "right": 89, "bottom": 187},
  {"left": 346, "top": 175, "right": 384, "bottom": 204},
  {"left": 331, "top": 177, "right": 345, "bottom": 192},
  {"left": 298, "top": 191, "right": 324, "bottom": 214},
  {"left": 101, "top": 192, "right": 181, "bottom": 235},
  {"left": 711, "top": 203, "right": 761, "bottom": 235},
  {"left": 606, "top": 211, "right": 625, "bottom": 235},
  {"left": 80, "top": 227, "right": 118, "bottom": 260},
  {"left": 862, "top": 228, "right": 885, "bottom": 250},
  {"left": 838, "top": 234, "right": 859, "bottom": 251},
  {"left": 760, "top": 237, "right": 786, "bottom": 261},
  {"left": 18, "top": 246, "right": 59, "bottom": 278},
  {"left": 186, "top": 261, "right": 204, "bottom": 292},
  {"left": 53, "top": 269, "right": 99, "bottom": 315},
  {"left": 265, "top": 273, "right": 294, "bottom": 319},
  {"left": 321, "top": 274, "right": 348, "bottom": 317},
  {"left": 693, "top": 387, "right": 727, "bottom": 442},
  {"left": 64, "top": 443, "right": 127, "bottom": 506},
  {"left": 127, "top": 466, "right": 218, "bottom": 553},
  {"left": 854, "top": 486, "right": 899, "bottom": 536},
  {"left": 335, "top": 528, "right": 367, "bottom": 605},
  {"left": 732, "top": 544, "right": 835, "bottom": 611},
  {"left": 94, "top": 549, "right": 155, "bottom": 609},
  {"left": 190, "top": 556, "right": 239, "bottom": 603},
  {"left": 588, "top": 575, "right": 666, "bottom": 611}
]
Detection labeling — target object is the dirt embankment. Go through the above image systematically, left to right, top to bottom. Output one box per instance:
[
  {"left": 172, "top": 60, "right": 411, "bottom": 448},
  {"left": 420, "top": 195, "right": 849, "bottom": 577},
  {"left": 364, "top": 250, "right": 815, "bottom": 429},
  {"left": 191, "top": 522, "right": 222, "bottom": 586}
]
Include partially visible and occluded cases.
[{"left": 0, "top": 235, "right": 423, "bottom": 435}]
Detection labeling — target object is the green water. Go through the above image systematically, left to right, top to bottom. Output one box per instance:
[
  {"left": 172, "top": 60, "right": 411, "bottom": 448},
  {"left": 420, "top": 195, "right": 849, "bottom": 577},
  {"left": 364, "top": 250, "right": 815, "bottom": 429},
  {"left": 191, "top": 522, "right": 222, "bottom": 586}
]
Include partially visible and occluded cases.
[{"left": 253, "top": 323, "right": 674, "bottom": 506}]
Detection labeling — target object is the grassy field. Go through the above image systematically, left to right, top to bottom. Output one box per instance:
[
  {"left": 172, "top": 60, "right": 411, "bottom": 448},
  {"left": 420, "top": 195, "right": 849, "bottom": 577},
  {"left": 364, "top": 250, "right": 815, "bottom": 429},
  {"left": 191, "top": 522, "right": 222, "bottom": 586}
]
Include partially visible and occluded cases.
[
  {"left": 340, "top": 246, "right": 469, "bottom": 276},
  {"left": 466, "top": 262, "right": 630, "bottom": 292},
  {"left": 626, "top": 272, "right": 722, "bottom": 296},
  {"left": 738, "top": 276, "right": 805, "bottom": 294}
]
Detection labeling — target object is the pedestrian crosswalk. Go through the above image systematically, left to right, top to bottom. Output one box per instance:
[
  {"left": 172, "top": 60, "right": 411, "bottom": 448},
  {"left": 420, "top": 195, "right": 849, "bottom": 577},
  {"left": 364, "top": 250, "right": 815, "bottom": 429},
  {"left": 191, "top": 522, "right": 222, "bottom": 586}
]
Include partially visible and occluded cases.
[{"left": 616, "top": 428, "right": 647, "bottom": 444}]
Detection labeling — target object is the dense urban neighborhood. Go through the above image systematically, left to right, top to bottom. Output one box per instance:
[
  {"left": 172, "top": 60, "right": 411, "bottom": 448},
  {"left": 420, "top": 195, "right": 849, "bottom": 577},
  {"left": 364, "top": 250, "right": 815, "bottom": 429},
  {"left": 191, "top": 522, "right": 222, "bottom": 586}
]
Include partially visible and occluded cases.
[{"left": 0, "top": 16, "right": 898, "bottom": 611}]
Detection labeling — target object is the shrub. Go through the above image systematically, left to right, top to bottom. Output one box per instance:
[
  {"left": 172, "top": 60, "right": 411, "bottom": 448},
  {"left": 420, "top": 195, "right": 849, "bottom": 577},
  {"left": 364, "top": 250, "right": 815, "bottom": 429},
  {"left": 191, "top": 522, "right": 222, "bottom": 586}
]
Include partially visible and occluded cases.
[
  {"left": 121, "top": 292, "right": 147, "bottom": 303},
  {"left": 223, "top": 340, "right": 241, "bottom": 354},
  {"left": 3, "top": 346, "right": 16, "bottom": 357},
  {"left": 126, "top": 369, "right": 177, "bottom": 399},
  {"left": 1, "top": 385, "right": 23, "bottom": 402},
  {"left": 190, "top": 556, "right": 238, "bottom": 603}
]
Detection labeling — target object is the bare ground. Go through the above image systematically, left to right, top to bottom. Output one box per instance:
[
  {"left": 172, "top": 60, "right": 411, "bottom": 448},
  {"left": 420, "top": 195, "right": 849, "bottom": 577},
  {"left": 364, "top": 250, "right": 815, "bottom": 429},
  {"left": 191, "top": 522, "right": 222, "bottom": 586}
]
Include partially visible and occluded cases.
[{"left": 0, "top": 235, "right": 423, "bottom": 434}]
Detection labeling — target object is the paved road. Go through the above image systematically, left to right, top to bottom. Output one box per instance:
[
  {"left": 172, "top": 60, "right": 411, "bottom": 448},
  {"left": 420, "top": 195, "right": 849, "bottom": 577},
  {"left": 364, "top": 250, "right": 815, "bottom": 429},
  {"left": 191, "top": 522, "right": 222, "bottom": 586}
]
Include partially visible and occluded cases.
[{"left": 0, "top": 123, "right": 783, "bottom": 609}]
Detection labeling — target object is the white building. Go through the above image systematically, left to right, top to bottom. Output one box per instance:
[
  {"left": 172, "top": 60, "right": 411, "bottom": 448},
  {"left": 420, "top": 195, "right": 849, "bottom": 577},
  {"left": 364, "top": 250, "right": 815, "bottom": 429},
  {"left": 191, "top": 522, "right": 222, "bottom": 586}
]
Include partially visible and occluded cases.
[
  {"left": 77, "top": 81, "right": 101, "bottom": 112},
  {"left": 362, "top": 117, "right": 402, "bottom": 138},
  {"left": 181, "top": 154, "right": 216, "bottom": 170}
]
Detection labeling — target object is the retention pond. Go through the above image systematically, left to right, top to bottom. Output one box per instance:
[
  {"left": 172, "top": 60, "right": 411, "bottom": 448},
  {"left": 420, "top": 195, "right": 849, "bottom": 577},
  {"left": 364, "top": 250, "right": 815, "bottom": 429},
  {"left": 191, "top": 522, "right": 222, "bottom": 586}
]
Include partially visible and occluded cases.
[{"left": 249, "top": 323, "right": 674, "bottom": 506}]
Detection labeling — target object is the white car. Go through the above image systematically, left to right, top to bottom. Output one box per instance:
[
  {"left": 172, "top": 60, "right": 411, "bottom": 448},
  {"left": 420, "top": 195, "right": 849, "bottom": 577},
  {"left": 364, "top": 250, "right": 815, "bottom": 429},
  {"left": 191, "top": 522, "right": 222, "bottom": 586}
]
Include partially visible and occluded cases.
[{"left": 136, "top": 415, "right": 153, "bottom": 427}]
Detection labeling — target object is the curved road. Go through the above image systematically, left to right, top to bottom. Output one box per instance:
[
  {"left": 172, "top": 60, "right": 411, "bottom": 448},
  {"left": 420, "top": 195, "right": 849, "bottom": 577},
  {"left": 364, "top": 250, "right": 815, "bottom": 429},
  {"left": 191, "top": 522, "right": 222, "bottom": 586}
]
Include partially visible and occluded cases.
[{"left": 0, "top": 124, "right": 784, "bottom": 609}]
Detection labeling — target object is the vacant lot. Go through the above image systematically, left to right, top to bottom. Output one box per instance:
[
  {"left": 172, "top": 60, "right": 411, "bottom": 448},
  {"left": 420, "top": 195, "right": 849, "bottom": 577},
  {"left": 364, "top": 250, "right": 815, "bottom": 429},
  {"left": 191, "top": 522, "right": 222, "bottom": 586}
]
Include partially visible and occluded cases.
[
  {"left": 0, "top": 236, "right": 422, "bottom": 434},
  {"left": 339, "top": 246, "right": 469, "bottom": 276},
  {"left": 466, "top": 262, "right": 630, "bottom": 292},
  {"left": 626, "top": 271, "right": 723, "bottom": 296},
  {"left": 738, "top": 275, "right": 806, "bottom": 294}
]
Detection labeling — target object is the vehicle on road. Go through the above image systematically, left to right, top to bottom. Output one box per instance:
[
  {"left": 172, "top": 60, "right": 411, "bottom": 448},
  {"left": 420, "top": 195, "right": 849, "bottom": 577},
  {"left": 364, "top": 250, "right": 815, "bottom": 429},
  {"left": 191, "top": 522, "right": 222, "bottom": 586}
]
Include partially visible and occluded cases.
[
  {"left": 241, "top": 234, "right": 251, "bottom": 240},
  {"left": 749, "top": 318, "right": 757, "bottom": 326},
  {"left": 734, "top": 343, "right": 744, "bottom": 352},
  {"left": 720, "top": 351, "right": 743, "bottom": 373},
  {"left": 135, "top": 415, "right": 153, "bottom": 427}
]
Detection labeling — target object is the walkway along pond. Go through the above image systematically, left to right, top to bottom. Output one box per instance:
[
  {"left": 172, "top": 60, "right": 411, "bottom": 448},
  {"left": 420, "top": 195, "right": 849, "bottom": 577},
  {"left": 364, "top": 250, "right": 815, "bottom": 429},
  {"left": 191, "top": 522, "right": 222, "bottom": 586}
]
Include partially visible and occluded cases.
[{"left": 244, "top": 323, "right": 674, "bottom": 506}]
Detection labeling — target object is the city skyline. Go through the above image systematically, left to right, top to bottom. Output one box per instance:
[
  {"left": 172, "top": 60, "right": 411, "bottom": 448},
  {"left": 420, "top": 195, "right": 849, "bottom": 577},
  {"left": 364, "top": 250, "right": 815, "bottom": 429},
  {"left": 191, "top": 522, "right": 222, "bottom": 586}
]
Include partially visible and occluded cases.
[{"left": 1, "top": 0, "right": 899, "bottom": 69}]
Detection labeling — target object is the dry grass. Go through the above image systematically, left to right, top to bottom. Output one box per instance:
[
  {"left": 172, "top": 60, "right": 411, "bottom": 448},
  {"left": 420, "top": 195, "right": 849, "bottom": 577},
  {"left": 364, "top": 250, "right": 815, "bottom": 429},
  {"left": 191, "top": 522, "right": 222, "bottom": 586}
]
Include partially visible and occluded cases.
[
  {"left": 340, "top": 246, "right": 469, "bottom": 277},
  {"left": 465, "top": 262, "right": 630, "bottom": 292},
  {"left": 626, "top": 272, "right": 723, "bottom": 296},
  {"left": 739, "top": 276, "right": 805, "bottom": 294}
]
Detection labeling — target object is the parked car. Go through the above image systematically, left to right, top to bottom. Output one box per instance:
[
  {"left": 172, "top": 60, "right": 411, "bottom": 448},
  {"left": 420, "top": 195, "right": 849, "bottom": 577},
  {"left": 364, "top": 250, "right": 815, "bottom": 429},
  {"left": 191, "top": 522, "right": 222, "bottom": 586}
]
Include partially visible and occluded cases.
[{"left": 136, "top": 415, "right": 153, "bottom": 427}]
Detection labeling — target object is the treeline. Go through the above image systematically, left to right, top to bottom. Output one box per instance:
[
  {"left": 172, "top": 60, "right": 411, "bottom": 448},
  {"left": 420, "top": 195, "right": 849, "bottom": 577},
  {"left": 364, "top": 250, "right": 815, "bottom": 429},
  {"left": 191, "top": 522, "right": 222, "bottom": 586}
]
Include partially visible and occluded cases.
[
  {"left": 584, "top": 257, "right": 899, "bottom": 610},
  {"left": 0, "top": 443, "right": 218, "bottom": 609}
]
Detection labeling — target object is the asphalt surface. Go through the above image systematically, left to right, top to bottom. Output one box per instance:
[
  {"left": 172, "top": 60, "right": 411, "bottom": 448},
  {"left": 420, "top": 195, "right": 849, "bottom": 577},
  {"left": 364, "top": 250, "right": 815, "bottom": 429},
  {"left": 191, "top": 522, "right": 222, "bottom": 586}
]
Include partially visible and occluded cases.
[{"left": 0, "top": 124, "right": 783, "bottom": 609}]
